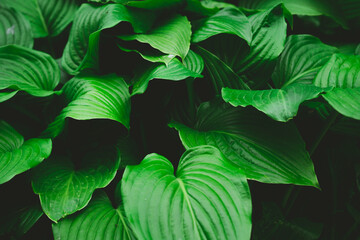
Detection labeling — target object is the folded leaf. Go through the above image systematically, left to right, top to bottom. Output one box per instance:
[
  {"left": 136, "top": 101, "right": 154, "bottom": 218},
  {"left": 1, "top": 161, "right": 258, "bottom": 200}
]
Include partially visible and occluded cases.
[
  {"left": 1, "top": 0, "right": 78, "bottom": 38},
  {"left": 0, "top": 6, "right": 33, "bottom": 48},
  {"left": 192, "top": 7, "right": 252, "bottom": 44},
  {"left": 0, "top": 45, "right": 60, "bottom": 102},
  {"left": 314, "top": 54, "right": 360, "bottom": 120},
  {"left": 43, "top": 74, "right": 131, "bottom": 138},
  {"left": 169, "top": 101, "right": 319, "bottom": 186},
  {"left": 0, "top": 121, "right": 52, "bottom": 184},
  {"left": 122, "top": 145, "right": 252, "bottom": 240},
  {"left": 31, "top": 148, "right": 120, "bottom": 222},
  {"left": 53, "top": 191, "right": 135, "bottom": 240}
]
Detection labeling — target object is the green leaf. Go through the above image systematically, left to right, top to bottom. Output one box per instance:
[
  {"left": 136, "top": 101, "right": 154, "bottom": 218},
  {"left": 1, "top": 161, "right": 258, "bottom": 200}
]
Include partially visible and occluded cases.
[
  {"left": 1, "top": 0, "right": 78, "bottom": 38},
  {"left": 124, "top": 0, "right": 183, "bottom": 9},
  {"left": 62, "top": 3, "right": 154, "bottom": 75},
  {"left": 0, "top": 6, "right": 33, "bottom": 48},
  {"left": 192, "top": 7, "right": 252, "bottom": 44},
  {"left": 118, "top": 14, "right": 191, "bottom": 61},
  {"left": 222, "top": 35, "right": 337, "bottom": 122},
  {"left": 0, "top": 45, "right": 60, "bottom": 102},
  {"left": 131, "top": 50, "right": 203, "bottom": 95},
  {"left": 314, "top": 54, "right": 360, "bottom": 120},
  {"left": 43, "top": 74, "right": 131, "bottom": 138},
  {"left": 169, "top": 101, "right": 319, "bottom": 186},
  {"left": 0, "top": 121, "right": 52, "bottom": 184},
  {"left": 122, "top": 145, "right": 252, "bottom": 240},
  {"left": 31, "top": 148, "right": 121, "bottom": 222},
  {"left": 53, "top": 190, "right": 135, "bottom": 240},
  {"left": 0, "top": 205, "right": 43, "bottom": 239}
]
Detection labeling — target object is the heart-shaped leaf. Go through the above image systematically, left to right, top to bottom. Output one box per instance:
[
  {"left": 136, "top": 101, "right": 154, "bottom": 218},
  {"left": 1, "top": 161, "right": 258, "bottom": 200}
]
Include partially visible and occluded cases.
[
  {"left": 1, "top": 0, "right": 78, "bottom": 38},
  {"left": 0, "top": 6, "right": 33, "bottom": 48},
  {"left": 0, "top": 45, "right": 60, "bottom": 102},
  {"left": 314, "top": 54, "right": 360, "bottom": 120},
  {"left": 43, "top": 74, "right": 131, "bottom": 138},
  {"left": 169, "top": 101, "right": 319, "bottom": 186},
  {"left": 0, "top": 121, "right": 52, "bottom": 184},
  {"left": 122, "top": 145, "right": 252, "bottom": 240},
  {"left": 31, "top": 148, "right": 120, "bottom": 222},
  {"left": 53, "top": 190, "right": 135, "bottom": 240}
]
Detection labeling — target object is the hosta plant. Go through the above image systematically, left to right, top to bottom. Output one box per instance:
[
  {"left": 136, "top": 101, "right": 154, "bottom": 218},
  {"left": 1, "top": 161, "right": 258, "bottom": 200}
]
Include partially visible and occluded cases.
[{"left": 0, "top": 0, "right": 360, "bottom": 239}]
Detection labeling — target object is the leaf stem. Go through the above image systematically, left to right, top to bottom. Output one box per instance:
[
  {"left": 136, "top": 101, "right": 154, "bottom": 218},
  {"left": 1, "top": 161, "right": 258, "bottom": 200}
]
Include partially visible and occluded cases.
[{"left": 186, "top": 78, "right": 196, "bottom": 118}]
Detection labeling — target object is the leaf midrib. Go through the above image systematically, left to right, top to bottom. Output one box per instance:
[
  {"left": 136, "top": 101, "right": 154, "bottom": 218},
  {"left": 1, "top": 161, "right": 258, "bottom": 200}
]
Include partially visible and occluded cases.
[{"left": 34, "top": 0, "right": 49, "bottom": 35}]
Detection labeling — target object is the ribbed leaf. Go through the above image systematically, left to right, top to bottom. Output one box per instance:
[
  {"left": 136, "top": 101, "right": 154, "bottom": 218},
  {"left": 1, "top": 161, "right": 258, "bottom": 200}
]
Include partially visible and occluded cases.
[
  {"left": 1, "top": 0, "right": 78, "bottom": 38},
  {"left": 124, "top": 0, "right": 183, "bottom": 9},
  {"left": 62, "top": 3, "right": 153, "bottom": 74},
  {"left": 0, "top": 6, "right": 33, "bottom": 48},
  {"left": 192, "top": 7, "right": 252, "bottom": 44},
  {"left": 118, "top": 14, "right": 191, "bottom": 61},
  {"left": 222, "top": 35, "right": 337, "bottom": 122},
  {"left": 0, "top": 45, "right": 60, "bottom": 102},
  {"left": 131, "top": 50, "right": 203, "bottom": 95},
  {"left": 314, "top": 54, "right": 360, "bottom": 120},
  {"left": 43, "top": 74, "right": 130, "bottom": 138},
  {"left": 169, "top": 101, "right": 319, "bottom": 186},
  {"left": 0, "top": 121, "right": 52, "bottom": 184},
  {"left": 122, "top": 146, "right": 252, "bottom": 240},
  {"left": 31, "top": 148, "right": 120, "bottom": 222},
  {"left": 53, "top": 191, "right": 135, "bottom": 240}
]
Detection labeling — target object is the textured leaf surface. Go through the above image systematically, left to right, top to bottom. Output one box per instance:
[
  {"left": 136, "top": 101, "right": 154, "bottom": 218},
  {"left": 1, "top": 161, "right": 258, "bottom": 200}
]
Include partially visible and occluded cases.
[
  {"left": 1, "top": 0, "right": 78, "bottom": 38},
  {"left": 0, "top": 6, "right": 33, "bottom": 48},
  {"left": 192, "top": 7, "right": 252, "bottom": 44},
  {"left": 0, "top": 45, "right": 60, "bottom": 102},
  {"left": 132, "top": 50, "right": 203, "bottom": 95},
  {"left": 314, "top": 54, "right": 360, "bottom": 120},
  {"left": 43, "top": 74, "right": 130, "bottom": 138},
  {"left": 169, "top": 101, "right": 318, "bottom": 186},
  {"left": 0, "top": 121, "right": 52, "bottom": 184},
  {"left": 122, "top": 146, "right": 252, "bottom": 240},
  {"left": 32, "top": 149, "right": 120, "bottom": 222},
  {"left": 53, "top": 191, "right": 134, "bottom": 240}
]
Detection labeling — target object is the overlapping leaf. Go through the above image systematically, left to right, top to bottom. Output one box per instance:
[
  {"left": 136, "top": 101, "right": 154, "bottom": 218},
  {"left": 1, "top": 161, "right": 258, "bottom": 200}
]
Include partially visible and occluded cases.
[
  {"left": 1, "top": 0, "right": 78, "bottom": 38},
  {"left": 0, "top": 6, "right": 33, "bottom": 48},
  {"left": 222, "top": 35, "right": 338, "bottom": 121},
  {"left": 0, "top": 45, "right": 60, "bottom": 102},
  {"left": 314, "top": 54, "right": 360, "bottom": 119},
  {"left": 43, "top": 74, "right": 130, "bottom": 138},
  {"left": 169, "top": 101, "right": 319, "bottom": 186},
  {"left": 0, "top": 121, "right": 52, "bottom": 184},
  {"left": 122, "top": 146, "right": 252, "bottom": 240},
  {"left": 31, "top": 148, "right": 120, "bottom": 222},
  {"left": 53, "top": 191, "right": 135, "bottom": 240}
]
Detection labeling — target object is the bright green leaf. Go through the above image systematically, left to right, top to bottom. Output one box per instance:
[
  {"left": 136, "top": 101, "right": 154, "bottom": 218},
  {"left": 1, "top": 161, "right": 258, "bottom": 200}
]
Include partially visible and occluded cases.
[
  {"left": 1, "top": 0, "right": 78, "bottom": 38},
  {"left": 0, "top": 45, "right": 60, "bottom": 102},
  {"left": 43, "top": 74, "right": 131, "bottom": 138},
  {"left": 169, "top": 101, "right": 319, "bottom": 186},
  {"left": 0, "top": 121, "right": 52, "bottom": 184},
  {"left": 122, "top": 145, "right": 252, "bottom": 240},
  {"left": 31, "top": 148, "right": 120, "bottom": 222}
]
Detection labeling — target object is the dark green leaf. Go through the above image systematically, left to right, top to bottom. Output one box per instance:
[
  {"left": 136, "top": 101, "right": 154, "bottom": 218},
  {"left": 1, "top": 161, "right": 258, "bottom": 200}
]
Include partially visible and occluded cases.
[{"left": 122, "top": 145, "right": 252, "bottom": 240}]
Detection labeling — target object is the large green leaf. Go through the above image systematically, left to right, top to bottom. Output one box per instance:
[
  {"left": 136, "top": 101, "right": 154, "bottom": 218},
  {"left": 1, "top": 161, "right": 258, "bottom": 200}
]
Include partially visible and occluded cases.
[
  {"left": 1, "top": 0, "right": 78, "bottom": 38},
  {"left": 123, "top": 0, "right": 183, "bottom": 9},
  {"left": 62, "top": 3, "right": 154, "bottom": 74},
  {"left": 0, "top": 6, "right": 33, "bottom": 48},
  {"left": 192, "top": 7, "right": 252, "bottom": 44},
  {"left": 118, "top": 14, "right": 191, "bottom": 61},
  {"left": 222, "top": 35, "right": 337, "bottom": 122},
  {"left": 0, "top": 45, "right": 60, "bottom": 102},
  {"left": 131, "top": 50, "right": 203, "bottom": 95},
  {"left": 314, "top": 54, "right": 360, "bottom": 120},
  {"left": 43, "top": 74, "right": 131, "bottom": 138},
  {"left": 169, "top": 101, "right": 319, "bottom": 186},
  {"left": 0, "top": 121, "right": 52, "bottom": 184},
  {"left": 122, "top": 146, "right": 252, "bottom": 240},
  {"left": 31, "top": 148, "right": 120, "bottom": 222},
  {"left": 53, "top": 190, "right": 135, "bottom": 240}
]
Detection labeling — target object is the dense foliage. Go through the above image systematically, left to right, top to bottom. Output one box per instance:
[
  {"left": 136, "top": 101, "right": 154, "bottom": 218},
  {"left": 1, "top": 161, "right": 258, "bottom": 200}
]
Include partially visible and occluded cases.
[{"left": 0, "top": 0, "right": 359, "bottom": 239}]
